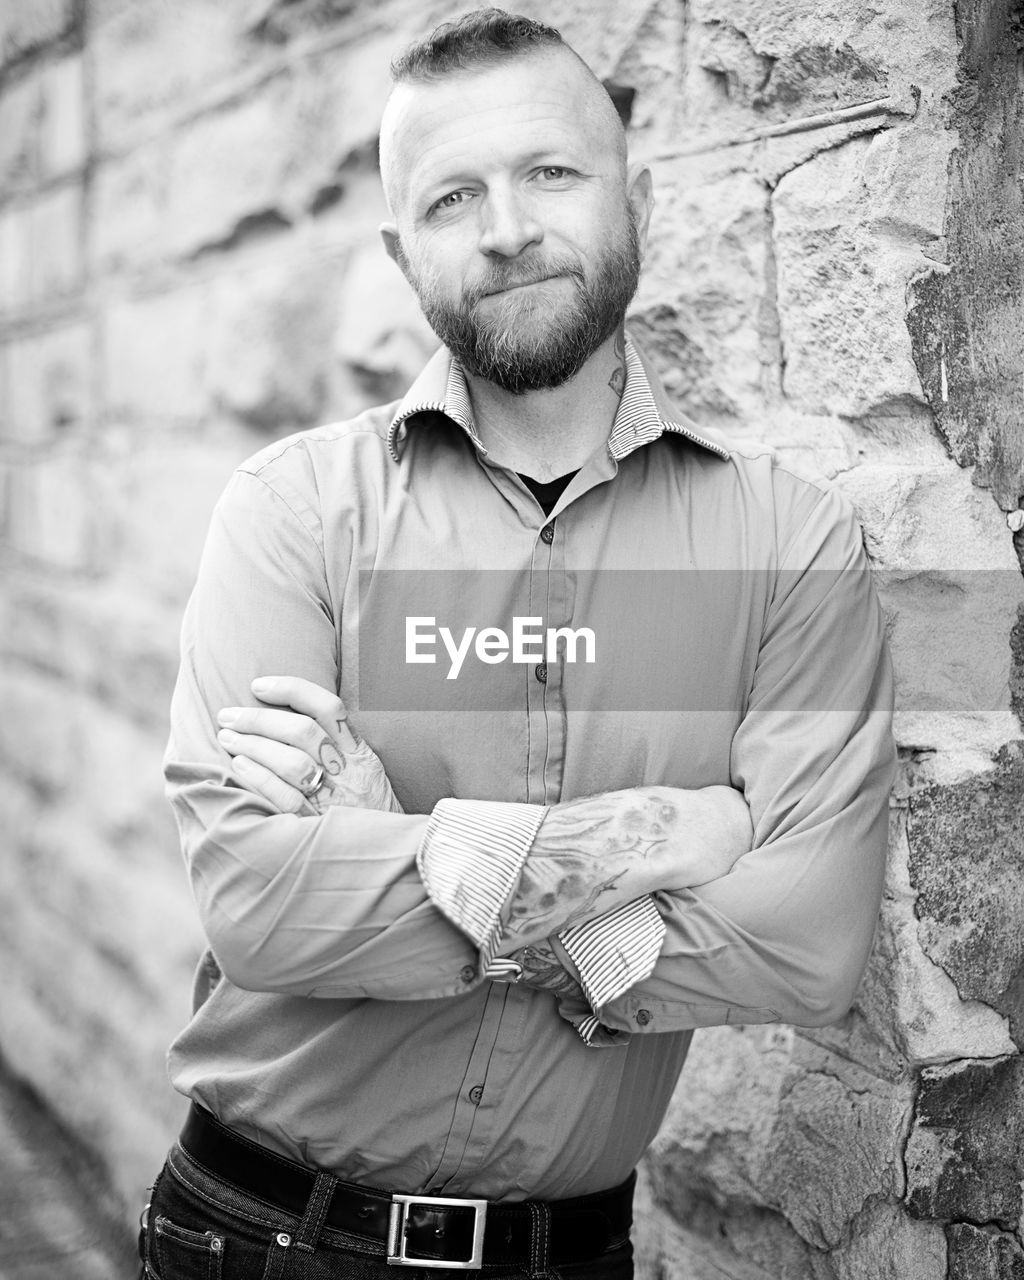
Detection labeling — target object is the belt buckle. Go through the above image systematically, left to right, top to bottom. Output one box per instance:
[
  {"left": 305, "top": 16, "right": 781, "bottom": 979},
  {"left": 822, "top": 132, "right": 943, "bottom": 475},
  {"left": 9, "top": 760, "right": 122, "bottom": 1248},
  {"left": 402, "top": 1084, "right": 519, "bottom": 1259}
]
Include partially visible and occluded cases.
[{"left": 386, "top": 1193, "right": 487, "bottom": 1269}]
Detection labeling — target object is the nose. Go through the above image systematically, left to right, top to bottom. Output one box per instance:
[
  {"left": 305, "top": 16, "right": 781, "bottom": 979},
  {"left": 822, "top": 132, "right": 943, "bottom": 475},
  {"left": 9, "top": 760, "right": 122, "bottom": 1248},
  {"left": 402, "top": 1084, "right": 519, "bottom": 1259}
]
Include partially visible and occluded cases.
[{"left": 478, "top": 186, "right": 543, "bottom": 258}]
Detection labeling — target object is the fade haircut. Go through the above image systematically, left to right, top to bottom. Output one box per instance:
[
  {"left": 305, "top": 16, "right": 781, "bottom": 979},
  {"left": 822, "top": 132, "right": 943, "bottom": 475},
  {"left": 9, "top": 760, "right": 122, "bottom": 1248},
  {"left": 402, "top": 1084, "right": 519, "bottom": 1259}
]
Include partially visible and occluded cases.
[
  {"left": 379, "top": 8, "right": 628, "bottom": 216},
  {"left": 390, "top": 9, "right": 565, "bottom": 83}
]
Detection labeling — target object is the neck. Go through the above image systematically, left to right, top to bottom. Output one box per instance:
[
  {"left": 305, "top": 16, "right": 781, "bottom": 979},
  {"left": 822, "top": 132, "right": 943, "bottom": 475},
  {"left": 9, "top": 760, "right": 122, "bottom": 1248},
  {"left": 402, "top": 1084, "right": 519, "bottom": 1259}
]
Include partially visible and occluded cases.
[{"left": 463, "top": 328, "right": 627, "bottom": 481}]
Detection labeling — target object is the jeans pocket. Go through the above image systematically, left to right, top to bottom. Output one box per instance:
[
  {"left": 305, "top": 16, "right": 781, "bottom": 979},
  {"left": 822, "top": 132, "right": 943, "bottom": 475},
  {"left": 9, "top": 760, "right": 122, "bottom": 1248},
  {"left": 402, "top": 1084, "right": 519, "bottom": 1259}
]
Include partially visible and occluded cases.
[{"left": 150, "top": 1214, "right": 225, "bottom": 1280}]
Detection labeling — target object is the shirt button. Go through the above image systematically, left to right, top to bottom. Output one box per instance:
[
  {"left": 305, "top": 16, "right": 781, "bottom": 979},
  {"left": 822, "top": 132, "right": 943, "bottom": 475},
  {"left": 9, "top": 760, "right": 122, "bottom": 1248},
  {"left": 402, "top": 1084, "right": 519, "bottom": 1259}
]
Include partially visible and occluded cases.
[
  {"left": 540, "top": 523, "right": 555, "bottom": 544},
  {"left": 535, "top": 663, "right": 547, "bottom": 683},
  {"left": 460, "top": 965, "right": 476, "bottom": 984},
  {"left": 636, "top": 1009, "right": 652, "bottom": 1026},
  {"left": 468, "top": 1085, "right": 484, "bottom": 1105}
]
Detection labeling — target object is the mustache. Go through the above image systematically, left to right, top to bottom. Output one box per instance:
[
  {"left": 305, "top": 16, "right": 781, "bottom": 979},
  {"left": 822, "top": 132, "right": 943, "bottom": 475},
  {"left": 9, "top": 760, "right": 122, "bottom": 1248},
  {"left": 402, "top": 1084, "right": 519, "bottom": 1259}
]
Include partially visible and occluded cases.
[{"left": 465, "top": 257, "right": 586, "bottom": 305}]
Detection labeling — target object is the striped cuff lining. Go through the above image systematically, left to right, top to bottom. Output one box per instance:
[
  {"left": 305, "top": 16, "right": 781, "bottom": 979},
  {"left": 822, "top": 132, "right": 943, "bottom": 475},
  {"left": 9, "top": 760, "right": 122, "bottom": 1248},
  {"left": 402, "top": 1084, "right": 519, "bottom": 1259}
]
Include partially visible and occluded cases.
[
  {"left": 417, "top": 797, "right": 547, "bottom": 970},
  {"left": 559, "top": 895, "right": 665, "bottom": 1013}
]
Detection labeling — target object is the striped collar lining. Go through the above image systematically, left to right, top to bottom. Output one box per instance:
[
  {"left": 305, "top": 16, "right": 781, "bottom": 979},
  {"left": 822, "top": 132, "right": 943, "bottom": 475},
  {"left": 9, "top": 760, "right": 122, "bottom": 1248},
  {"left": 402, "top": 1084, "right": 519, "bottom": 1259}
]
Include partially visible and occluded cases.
[{"left": 387, "top": 337, "right": 730, "bottom": 462}]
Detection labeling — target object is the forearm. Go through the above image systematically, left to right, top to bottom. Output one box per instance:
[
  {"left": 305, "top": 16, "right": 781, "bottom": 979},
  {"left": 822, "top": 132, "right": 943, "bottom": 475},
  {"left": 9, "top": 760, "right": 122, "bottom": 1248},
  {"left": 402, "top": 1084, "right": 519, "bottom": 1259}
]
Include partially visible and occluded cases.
[
  {"left": 169, "top": 749, "right": 487, "bottom": 999},
  {"left": 597, "top": 752, "right": 893, "bottom": 1032},
  {"left": 492, "top": 783, "right": 752, "bottom": 956}
]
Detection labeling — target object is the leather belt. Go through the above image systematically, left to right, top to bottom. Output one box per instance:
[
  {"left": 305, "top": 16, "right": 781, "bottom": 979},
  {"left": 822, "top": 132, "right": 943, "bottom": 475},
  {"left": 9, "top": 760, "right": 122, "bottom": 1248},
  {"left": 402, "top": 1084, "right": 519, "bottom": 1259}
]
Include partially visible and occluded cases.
[{"left": 179, "top": 1103, "right": 633, "bottom": 1269}]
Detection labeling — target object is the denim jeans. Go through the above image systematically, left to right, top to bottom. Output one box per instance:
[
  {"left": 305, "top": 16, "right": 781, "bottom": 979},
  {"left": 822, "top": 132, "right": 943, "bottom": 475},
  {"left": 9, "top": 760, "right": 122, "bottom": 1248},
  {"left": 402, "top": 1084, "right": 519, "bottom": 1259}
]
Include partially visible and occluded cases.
[{"left": 139, "top": 1144, "right": 634, "bottom": 1280}]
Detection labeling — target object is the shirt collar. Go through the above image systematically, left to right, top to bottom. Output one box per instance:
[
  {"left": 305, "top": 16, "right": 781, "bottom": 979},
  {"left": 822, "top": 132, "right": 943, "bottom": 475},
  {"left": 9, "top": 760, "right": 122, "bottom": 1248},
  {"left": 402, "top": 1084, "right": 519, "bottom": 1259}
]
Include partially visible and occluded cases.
[{"left": 387, "top": 335, "right": 730, "bottom": 463}]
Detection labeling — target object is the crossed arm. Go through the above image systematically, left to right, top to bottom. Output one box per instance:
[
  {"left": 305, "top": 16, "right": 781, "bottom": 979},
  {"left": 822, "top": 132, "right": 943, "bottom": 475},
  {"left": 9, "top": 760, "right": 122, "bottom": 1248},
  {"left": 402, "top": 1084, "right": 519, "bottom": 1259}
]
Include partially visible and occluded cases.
[
  {"left": 167, "top": 468, "right": 894, "bottom": 1030},
  {"left": 215, "top": 677, "right": 751, "bottom": 1011}
]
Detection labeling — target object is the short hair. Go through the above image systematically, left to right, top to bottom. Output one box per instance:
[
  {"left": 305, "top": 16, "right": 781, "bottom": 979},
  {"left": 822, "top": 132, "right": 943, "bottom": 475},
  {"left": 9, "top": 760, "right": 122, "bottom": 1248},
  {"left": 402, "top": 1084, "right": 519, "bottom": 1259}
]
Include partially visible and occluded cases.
[{"left": 390, "top": 8, "right": 565, "bottom": 83}]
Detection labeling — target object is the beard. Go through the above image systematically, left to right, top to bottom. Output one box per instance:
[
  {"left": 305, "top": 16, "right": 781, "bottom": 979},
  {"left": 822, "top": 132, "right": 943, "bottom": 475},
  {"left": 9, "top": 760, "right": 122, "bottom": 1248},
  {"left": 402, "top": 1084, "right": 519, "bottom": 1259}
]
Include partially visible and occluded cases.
[{"left": 400, "top": 213, "right": 641, "bottom": 395}]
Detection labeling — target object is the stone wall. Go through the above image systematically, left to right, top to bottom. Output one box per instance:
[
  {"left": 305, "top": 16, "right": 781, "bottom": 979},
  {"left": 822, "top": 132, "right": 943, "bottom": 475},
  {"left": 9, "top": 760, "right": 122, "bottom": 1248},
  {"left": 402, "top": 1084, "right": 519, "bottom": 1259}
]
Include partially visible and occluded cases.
[{"left": 1, "top": 1, "right": 1021, "bottom": 1276}]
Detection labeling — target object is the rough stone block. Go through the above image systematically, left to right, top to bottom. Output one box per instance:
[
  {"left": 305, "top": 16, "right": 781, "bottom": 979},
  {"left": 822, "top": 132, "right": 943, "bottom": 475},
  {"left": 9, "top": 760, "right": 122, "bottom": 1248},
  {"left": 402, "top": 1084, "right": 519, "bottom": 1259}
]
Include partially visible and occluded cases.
[
  {"left": 0, "top": 0, "right": 75, "bottom": 68},
  {"left": 0, "top": 55, "right": 86, "bottom": 192},
  {"left": 772, "top": 135, "right": 924, "bottom": 416},
  {"left": 634, "top": 166, "right": 769, "bottom": 418},
  {"left": 330, "top": 240, "right": 441, "bottom": 412},
  {"left": 206, "top": 254, "right": 346, "bottom": 431},
  {"left": 4, "top": 320, "right": 92, "bottom": 443},
  {"left": 908, "top": 744, "right": 1024, "bottom": 1045},
  {"left": 860, "top": 817, "right": 1016, "bottom": 1067},
  {"left": 645, "top": 1024, "right": 912, "bottom": 1254},
  {"left": 905, "top": 1055, "right": 1024, "bottom": 1229},
  {"left": 830, "top": 1201, "right": 947, "bottom": 1280},
  {"left": 946, "top": 1224, "right": 1024, "bottom": 1280}
]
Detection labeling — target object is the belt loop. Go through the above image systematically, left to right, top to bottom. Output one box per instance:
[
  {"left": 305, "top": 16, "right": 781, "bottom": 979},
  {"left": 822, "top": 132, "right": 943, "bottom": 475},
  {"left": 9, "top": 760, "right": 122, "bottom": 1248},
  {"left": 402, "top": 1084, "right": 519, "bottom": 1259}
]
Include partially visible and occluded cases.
[
  {"left": 293, "top": 1169, "right": 336, "bottom": 1253},
  {"left": 527, "top": 1201, "right": 554, "bottom": 1280}
]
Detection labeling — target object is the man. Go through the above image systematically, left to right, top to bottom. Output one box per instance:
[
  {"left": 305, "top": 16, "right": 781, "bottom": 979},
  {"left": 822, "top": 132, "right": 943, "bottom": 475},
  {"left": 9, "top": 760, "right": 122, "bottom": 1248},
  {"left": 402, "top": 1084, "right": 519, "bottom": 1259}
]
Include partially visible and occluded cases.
[{"left": 142, "top": 9, "right": 895, "bottom": 1278}]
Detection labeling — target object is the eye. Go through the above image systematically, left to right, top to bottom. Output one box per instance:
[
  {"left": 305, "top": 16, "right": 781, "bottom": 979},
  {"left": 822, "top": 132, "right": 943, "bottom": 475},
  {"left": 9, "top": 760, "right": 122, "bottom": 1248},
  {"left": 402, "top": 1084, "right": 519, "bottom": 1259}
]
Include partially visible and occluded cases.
[
  {"left": 538, "top": 166, "right": 572, "bottom": 181},
  {"left": 430, "top": 190, "right": 472, "bottom": 216}
]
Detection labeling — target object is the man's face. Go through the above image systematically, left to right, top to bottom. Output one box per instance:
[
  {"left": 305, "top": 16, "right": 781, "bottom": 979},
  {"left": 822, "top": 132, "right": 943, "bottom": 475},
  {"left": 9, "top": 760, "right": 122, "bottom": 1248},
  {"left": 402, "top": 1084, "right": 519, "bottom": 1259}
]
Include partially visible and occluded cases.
[{"left": 380, "top": 49, "right": 652, "bottom": 394}]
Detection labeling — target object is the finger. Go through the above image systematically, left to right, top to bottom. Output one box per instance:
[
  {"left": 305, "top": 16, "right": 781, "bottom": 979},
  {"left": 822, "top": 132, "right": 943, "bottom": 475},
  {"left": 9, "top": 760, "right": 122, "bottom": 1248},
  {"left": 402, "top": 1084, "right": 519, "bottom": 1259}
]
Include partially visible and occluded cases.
[
  {"left": 250, "top": 676, "right": 359, "bottom": 750},
  {"left": 218, "top": 707, "right": 330, "bottom": 760},
  {"left": 218, "top": 729, "right": 323, "bottom": 792},
  {"left": 231, "top": 755, "right": 312, "bottom": 816}
]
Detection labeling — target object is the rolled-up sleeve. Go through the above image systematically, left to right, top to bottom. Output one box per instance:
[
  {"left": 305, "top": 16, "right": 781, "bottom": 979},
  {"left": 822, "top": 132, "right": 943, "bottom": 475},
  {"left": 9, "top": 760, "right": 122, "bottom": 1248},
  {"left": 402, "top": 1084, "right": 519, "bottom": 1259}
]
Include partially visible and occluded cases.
[{"left": 594, "top": 487, "right": 896, "bottom": 1033}]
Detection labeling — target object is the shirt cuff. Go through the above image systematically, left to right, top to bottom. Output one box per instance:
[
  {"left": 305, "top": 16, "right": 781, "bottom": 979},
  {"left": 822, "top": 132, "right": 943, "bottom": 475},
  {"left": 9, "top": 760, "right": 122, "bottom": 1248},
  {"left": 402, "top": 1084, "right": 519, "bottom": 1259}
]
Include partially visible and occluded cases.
[
  {"left": 417, "top": 797, "right": 547, "bottom": 971},
  {"left": 559, "top": 895, "right": 666, "bottom": 1015}
]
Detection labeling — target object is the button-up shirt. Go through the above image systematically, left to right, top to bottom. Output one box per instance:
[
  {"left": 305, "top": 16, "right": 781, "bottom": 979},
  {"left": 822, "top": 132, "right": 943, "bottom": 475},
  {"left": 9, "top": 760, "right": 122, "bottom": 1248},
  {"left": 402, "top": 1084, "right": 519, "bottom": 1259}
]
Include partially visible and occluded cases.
[{"left": 164, "top": 337, "right": 895, "bottom": 1201}]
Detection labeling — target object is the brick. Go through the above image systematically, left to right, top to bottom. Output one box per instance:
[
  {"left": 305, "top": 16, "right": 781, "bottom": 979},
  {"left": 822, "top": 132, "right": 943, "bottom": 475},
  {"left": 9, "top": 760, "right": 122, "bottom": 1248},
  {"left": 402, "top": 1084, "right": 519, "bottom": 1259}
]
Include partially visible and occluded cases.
[
  {"left": 0, "top": 0, "right": 75, "bottom": 69},
  {"left": 92, "top": 0, "right": 243, "bottom": 149},
  {"left": 95, "top": 35, "right": 393, "bottom": 267},
  {"left": 0, "top": 55, "right": 86, "bottom": 193},
  {"left": 90, "top": 142, "right": 170, "bottom": 272},
  {"left": 0, "top": 184, "right": 83, "bottom": 313},
  {"left": 0, "top": 204, "right": 30, "bottom": 311},
  {"left": 103, "top": 285, "right": 212, "bottom": 425},
  {"left": 4, "top": 320, "right": 92, "bottom": 443},
  {"left": 105, "top": 439, "right": 257, "bottom": 606},
  {"left": 6, "top": 445, "right": 99, "bottom": 570},
  {"left": 0, "top": 578, "right": 182, "bottom": 728},
  {"left": 0, "top": 681, "right": 201, "bottom": 1213}
]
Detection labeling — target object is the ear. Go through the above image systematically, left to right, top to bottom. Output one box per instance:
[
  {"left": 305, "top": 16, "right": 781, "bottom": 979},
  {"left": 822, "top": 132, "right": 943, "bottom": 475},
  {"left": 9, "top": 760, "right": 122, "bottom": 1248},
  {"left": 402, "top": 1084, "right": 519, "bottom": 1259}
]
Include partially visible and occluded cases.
[
  {"left": 626, "top": 164, "right": 654, "bottom": 258},
  {"left": 379, "top": 221, "right": 403, "bottom": 268}
]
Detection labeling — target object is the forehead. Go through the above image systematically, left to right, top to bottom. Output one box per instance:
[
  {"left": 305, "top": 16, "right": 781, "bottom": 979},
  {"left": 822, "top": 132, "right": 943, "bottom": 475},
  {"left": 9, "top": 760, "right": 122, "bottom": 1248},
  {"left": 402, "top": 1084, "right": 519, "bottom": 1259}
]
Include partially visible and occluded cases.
[{"left": 382, "top": 49, "right": 620, "bottom": 211}]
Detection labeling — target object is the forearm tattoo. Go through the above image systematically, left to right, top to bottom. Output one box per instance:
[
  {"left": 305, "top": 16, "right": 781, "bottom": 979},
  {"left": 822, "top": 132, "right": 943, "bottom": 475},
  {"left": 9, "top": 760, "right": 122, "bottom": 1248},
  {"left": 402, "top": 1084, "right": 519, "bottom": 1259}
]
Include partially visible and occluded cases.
[{"left": 502, "top": 789, "right": 679, "bottom": 946}]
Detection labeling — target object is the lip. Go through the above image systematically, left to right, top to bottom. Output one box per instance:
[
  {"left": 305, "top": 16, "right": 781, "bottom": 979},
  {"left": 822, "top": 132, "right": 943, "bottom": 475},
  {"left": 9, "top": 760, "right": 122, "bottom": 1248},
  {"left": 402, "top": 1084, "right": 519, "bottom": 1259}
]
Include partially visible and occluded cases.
[{"left": 483, "top": 275, "right": 561, "bottom": 297}]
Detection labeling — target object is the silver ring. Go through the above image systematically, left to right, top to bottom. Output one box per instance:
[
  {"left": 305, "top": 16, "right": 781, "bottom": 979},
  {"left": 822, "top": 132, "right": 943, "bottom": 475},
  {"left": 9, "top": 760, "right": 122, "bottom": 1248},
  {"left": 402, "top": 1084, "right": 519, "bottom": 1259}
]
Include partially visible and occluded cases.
[{"left": 298, "top": 764, "right": 326, "bottom": 797}]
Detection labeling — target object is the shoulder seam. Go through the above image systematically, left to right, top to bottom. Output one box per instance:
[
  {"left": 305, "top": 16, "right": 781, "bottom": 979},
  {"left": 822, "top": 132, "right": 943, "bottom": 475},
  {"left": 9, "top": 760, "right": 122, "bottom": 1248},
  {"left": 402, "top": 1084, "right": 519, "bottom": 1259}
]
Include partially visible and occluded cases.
[{"left": 231, "top": 470, "right": 328, "bottom": 575}]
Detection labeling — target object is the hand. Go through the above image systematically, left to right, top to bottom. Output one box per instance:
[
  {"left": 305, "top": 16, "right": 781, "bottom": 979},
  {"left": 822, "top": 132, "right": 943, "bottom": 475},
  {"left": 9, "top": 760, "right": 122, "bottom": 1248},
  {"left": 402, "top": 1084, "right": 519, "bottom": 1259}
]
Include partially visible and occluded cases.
[
  {"left": 216, "top": 676, "right": 404, "bottom": 816},
  {"left": 505, "top": 938, "right": 588, "bottom": 1005}
]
